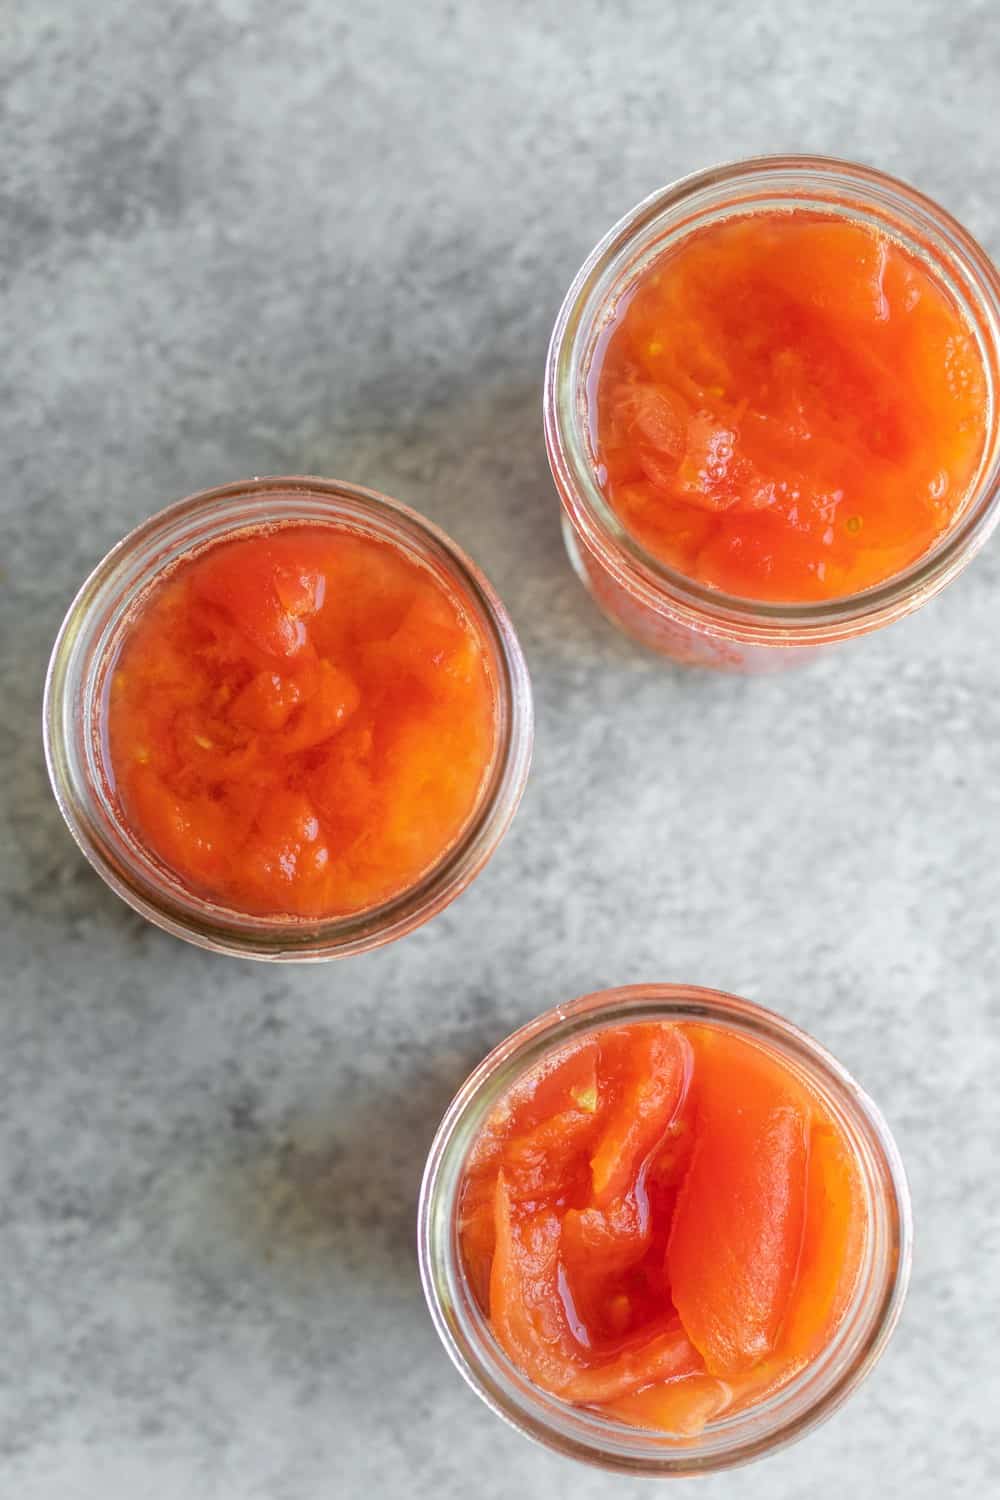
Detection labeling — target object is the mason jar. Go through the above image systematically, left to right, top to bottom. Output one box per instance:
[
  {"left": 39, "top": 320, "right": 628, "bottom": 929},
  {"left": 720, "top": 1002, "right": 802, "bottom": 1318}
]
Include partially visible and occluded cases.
[
  {"left": 544, "top": 155, "right": 1000, "bottom": 670},
  {"left": 44, "top": 475, "right": 533, "bottom": 960},
  {"left": 419, "top": 983, "right": 911, "bottom": 1475}
]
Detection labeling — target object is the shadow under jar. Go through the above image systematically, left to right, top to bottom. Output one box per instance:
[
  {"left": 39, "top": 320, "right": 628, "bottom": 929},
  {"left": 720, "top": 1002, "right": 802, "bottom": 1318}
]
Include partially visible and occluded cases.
[
  {"left": 544, "top": 155, "right": 1000, "bottom": 671},
  {"left": 44, "top": 476, "right": 533, "bottom": 960},
  {"left": 419, "top": 984, "right": 911, "bottom": 1476}
]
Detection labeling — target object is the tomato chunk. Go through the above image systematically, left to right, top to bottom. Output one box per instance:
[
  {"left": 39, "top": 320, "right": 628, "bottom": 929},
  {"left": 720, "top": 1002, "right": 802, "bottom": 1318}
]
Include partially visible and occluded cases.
[
  {"left": 193, "top": 534, "right": 325, "bottom": 659},
  {"left": 589, "top": 1025, "right": 690, "bottom": 1204},
  {"left": 667, "top": 1032, "right": 809, "bottom": 1377},
  {"left": 777, "top": 1118, "right": 865, "bottom": 1360},
  {"left": 489, "top": 1175, "right": 584, "bottom": 1396},
  {"left": 560, "top": 1322, "right": 702, "bottom": 1404},
  {"left": 603, "top": 1372, "right": 729, "bottom": 1435}
]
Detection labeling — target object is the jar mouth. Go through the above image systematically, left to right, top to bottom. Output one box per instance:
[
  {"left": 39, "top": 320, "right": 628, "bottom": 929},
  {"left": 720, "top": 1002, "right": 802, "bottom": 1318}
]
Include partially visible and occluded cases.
[
  {"left": 544, "top": 154, "right": 1000, "bottom": 640},
  {"left": 43, "top": 475, "right": 534, "bottom": 960},
  {"left": 418, "top": 984, "right": 913, "bottom": 1475}
]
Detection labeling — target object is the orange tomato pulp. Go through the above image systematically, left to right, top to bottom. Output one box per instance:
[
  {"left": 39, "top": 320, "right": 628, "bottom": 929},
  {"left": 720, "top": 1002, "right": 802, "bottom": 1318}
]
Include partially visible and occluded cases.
[
  {"left": 592, "top": 213, "right": 987, "bottom": 602},
  {"left": 107, "top": 525, "right": 495, "bottom": 917},
  {"left": 459, "top": 1023, "right": 864, "bottom": 1434}
]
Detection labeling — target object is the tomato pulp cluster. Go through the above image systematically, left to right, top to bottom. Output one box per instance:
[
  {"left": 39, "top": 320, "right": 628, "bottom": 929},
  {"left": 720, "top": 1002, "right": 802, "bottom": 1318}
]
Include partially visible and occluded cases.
[
  {"left": 591, "top": 213, "right": 988, "bottom": 602},
  {"left": 107, "top": 524, "right": 496, "bottom": 918},
  {"left": 459, "top": 1022, "right": 864, "bottom": 1434}
]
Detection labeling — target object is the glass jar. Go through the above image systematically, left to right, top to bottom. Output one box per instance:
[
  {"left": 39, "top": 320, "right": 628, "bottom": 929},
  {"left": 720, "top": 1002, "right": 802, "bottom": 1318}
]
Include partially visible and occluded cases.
[
  {"left": 544, "top": 155, "right": 1000, "bottom": 671},
  {"left": 43, "top": 475, "right": 533, "bottom": 960},
  {"left": 419, "top": 983, "right": 911, "bottom": 1475}
]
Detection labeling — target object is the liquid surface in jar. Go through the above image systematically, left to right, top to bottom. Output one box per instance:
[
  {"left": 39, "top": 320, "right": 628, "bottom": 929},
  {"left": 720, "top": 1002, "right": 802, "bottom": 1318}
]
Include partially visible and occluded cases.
[
  {"left": 591, "top": 212, "right": 988, "bottom": 602},
  {"left": 107, "top": 524, "right": 495, "bottom": 917},
  {"left": 459, "top": 1023, "right": 865, "bottom": 1434}
]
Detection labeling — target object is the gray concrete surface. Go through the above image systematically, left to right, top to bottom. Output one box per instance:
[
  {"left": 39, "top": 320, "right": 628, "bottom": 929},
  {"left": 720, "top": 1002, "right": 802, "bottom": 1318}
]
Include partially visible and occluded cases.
[{"left": 3, "top": 2, "right": 999, "bottom": 1496}]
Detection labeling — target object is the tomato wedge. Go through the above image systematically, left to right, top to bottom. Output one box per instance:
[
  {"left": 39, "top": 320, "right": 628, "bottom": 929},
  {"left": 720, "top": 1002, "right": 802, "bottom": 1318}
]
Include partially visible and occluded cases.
[
  {"left": 589, "top": 1025, "right": 690, "bottom": 1205},
  {"left": 667, "top": 1032, "right": 809, "bottom": 1377}
]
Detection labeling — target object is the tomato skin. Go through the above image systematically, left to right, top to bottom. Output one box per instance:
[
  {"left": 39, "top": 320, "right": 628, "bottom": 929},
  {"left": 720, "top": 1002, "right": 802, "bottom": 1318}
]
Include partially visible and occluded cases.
[
  {"left": 594, "top": 213, "right": 987, "bottom": 602},
  {"left": 108, "top": 525, "right": 495, "bottom": 917},
  {"left": 459, "top": 1021, "right": 864, "bottom": 1435},
  {"left": 488, "top": 1175, "right": 586, "bottom": 1395}
]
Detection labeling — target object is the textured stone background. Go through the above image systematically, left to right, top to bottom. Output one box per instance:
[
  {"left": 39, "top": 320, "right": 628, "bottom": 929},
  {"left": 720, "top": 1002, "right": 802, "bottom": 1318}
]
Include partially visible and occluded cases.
[{"left": 3, "top": 2, "right": 999, "bottom": 1496}]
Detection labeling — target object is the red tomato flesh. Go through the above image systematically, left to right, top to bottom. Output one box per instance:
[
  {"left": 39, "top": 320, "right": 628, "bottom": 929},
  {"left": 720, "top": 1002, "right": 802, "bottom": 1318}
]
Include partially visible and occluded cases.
[
  {"left": 592, "top": 213, "right": 988, "bottom": 602},
  {"left": 107, "top": 525, "right": 495, "bottom": 917}
]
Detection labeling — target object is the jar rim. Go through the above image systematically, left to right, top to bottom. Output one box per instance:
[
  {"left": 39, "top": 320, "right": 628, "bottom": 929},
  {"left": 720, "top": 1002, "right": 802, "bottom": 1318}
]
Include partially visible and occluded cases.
[
  {"left": 544, "top": 153, "right": 1000, "bottom": 642},
  {"left": 43, "top": 474, "right": 533, "bottom": 960},
  {"left": 418, "top": 983, "right": 913, "bottom": 1475}
]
